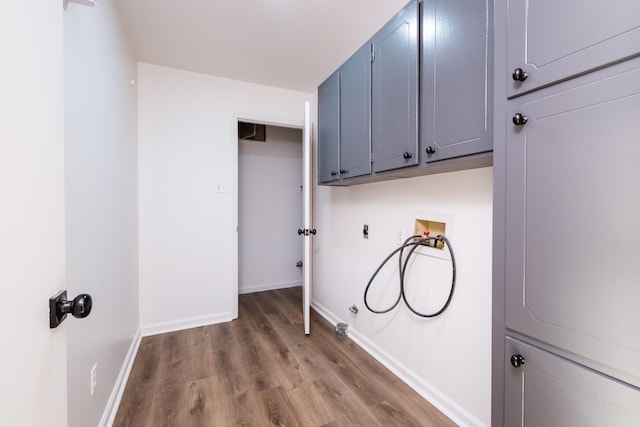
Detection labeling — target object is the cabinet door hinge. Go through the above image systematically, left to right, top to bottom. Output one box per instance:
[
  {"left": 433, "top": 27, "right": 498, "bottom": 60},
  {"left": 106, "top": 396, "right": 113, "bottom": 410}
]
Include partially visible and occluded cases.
[
  {"left": 371, "top": 51, "right": 375, "bottom": 63},
  {"left": 371, "top": 152, "right": 375, "bottom": 164}
]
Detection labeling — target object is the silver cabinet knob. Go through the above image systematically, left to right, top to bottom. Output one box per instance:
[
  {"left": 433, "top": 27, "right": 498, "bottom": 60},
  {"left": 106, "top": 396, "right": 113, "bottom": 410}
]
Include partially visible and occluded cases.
[
  {"left": 512, "top": 68, "right": 528, "bottom": 82},
  {"left": 512, "top": 113, "right": 528, "bottom": 126},
  {"left": 510, "top": 354, "right": 526, "bottom": 368}
]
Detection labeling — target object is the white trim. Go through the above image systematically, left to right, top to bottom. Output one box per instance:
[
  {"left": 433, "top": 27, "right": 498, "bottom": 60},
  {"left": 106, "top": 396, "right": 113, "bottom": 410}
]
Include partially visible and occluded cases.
[
  {"left": 64, "top": 0, "right": 96, "bottom": 8},
  {"left": 302, "top": 101, "right": 312, "bottom": 335},
  {"left": 235, "top": 113, "right": 303, "bottom": 130},
  {"left": 230, "top": 115, "right": 239, "bottom": 320},
  {"left": 239, "top": 281, "right": 301, "bottom": 295},
  {"left": 310, "top": 300, "right": 487, "bottom": 427},
  {"left": 141, "top": 312, "right": 233, "bottom": 337},
  {"left": 99, "top": 328, "right": 142, "bottom": 427}
]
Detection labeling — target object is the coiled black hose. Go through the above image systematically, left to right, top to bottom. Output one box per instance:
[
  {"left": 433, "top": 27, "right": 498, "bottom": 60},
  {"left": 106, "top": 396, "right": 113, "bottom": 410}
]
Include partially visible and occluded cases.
[{"left": 364, "top": 234, "right": 456, "bottom": 318}]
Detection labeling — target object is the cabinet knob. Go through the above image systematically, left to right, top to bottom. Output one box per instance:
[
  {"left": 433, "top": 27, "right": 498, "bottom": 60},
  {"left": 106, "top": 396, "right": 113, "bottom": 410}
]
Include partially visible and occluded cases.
[
  {"left": 512, "top": 68, "right": 528, "bottom": 82},
  {"left": 512, "top": 113, "right": 528, "bottom": 126},
  {"left": 426, "top": 146, "right": 436, "bottom": 155},
  {"left": 403, "top": 152, "right": 413, "bottom": 160},
  {"left": 340, "top": 169, "right": 347, "bottom": 175},
  {"left": 330, "top": 170, "right": 337, "bottom": 176},
  {"left": 510, "top": 354, "right": 526, "bottom": 368}
]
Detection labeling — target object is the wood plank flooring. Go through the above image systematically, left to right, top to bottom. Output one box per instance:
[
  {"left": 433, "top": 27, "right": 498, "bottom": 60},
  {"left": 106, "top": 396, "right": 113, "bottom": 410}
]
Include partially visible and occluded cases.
[{"left": 114, "top": 288, "right": 456, "bottom": 426}]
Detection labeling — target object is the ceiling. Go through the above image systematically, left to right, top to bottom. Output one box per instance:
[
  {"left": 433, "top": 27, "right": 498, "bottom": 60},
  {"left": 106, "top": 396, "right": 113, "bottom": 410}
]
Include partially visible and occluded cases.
[{"left": 114, "top": 0, "right": 409, "bottom": 93}]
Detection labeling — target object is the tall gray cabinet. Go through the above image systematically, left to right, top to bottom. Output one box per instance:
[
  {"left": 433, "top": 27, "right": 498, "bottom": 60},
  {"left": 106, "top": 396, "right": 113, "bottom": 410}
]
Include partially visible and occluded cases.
[{"left": 493, "top": 0, "right": 640, "bottom": 425}]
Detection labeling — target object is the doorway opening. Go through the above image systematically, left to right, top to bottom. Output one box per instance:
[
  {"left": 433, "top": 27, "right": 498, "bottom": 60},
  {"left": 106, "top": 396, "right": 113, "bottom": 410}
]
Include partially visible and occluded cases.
[{"left": 237, "top": 123, "right": 304, "bottom": 296}]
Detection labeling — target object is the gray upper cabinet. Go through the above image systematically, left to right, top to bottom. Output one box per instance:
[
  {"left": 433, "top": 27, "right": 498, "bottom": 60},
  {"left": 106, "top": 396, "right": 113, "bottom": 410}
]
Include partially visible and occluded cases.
[
  {"left": 317, "top": 0, "right": 491, "bottom": 185},
  {"left": 371, "top": 0, "right": 419, "bottom": 173},
  {"left": 421, "top": 0, "right": 491, "bottom": 163},
  {"left": 507, "top": 0, "right": 640, "bottom": 97},
  {"left": 340, "top": 43, "right": 372, "bottom": 179},
  {"left": 505, "top": 67, "right": 640, "bottom": 388},
  {"left": 317, "top": 71, "right": 340, "bottom": 183}
]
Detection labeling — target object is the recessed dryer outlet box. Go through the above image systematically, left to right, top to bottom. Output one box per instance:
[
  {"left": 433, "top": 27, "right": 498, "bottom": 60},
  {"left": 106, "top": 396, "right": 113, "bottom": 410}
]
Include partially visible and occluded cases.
[{"left": 413, "top": 219, "right": 446, "bottom": 249}]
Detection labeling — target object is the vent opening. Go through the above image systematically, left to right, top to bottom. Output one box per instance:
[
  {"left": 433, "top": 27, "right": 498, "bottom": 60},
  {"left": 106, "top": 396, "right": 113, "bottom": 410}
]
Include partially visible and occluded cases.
[{"left": 238, "top": 121, "right": 266, "bottom": 141}]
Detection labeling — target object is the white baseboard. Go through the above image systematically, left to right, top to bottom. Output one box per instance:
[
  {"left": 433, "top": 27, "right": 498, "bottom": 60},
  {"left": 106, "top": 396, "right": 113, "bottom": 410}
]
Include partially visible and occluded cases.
[
  {"left": 239, "top": 280, "right": 301, "bottom": 295},
  {"left": 310, "top": 300, "right": 486, "bottom": 427},
  {"left": 141, "top": 312, "right": 233, "bottom": 337},
  {"left": 100, "top": 328, "right": 142, "bottom": 427}
]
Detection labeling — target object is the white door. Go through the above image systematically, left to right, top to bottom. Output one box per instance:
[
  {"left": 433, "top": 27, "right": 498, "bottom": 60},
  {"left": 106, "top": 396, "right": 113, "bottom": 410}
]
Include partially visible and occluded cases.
[
  {"left": 0, "top": 2, "right": 68, "bottom": 426},
  {"left": 302, "top": 102, "right": 313, "bottom": 335}
]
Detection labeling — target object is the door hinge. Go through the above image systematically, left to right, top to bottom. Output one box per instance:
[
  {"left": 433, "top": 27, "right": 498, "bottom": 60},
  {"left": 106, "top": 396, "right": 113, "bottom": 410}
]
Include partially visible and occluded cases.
[
  {"left": 371, "top": 51, "right": 375, "bottom": 63},
  {"left": 371, "top": 152, "right": 375, "bottom": 164}
]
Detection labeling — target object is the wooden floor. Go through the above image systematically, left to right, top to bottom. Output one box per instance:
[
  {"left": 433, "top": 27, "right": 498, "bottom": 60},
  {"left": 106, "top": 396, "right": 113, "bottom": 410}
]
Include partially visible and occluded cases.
[{"left": 114, "top": 287, "right": 456, "bottom": 426}]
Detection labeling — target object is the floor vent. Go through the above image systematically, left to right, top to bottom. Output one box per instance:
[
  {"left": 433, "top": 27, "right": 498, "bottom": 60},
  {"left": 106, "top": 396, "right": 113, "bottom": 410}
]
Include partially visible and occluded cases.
[{"left": 335, "top": 322, "right": 348, "bottom": 337}]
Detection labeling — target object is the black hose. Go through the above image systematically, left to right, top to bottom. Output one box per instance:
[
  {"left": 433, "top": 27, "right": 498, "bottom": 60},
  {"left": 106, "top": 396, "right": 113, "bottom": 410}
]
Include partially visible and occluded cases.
[
  {"left": 363, "top": 235, "right": 418, "bottom": 313},
  {"left": 364, "top": 235, "right": 456, "bottom": 318}
]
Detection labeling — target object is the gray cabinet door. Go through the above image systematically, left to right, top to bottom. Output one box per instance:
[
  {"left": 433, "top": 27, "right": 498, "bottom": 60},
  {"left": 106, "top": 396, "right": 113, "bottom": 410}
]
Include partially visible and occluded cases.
[
  {"left": 371, "top": 0, "right": 419, "bottom": 173},
  {"left": 421, "top": 0, "right": 491, "bottom": 163},
  {"left": 507, "top": 0, "right": 640, "bottom": 97},
  {"left": 340, "top": 43, "right": 372, "bottom": 179},
  {"left": 505, "top": 67, "right": 640, "bottom": 388},
  {"left": 317, "top": 71, "right": 340, "bottom": 183},
  {"left": 505, "top": 337, "right": 640, "bottom": 427}
]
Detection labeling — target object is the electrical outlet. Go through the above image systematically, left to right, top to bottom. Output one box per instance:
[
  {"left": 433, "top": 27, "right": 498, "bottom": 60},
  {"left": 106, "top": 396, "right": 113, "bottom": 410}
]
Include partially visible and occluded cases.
[{"left": 90, "top": 363, "right": 98, "bottom": 396}]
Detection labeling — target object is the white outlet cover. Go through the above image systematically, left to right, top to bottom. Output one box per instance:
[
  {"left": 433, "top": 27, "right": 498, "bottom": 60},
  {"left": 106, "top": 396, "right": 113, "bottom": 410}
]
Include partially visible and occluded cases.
[
  {"left": 215, "top": 182, "right": 228, "bottom": 193},
  {"left": 90, "top": 363, "right": 98, "bottom": 396}
]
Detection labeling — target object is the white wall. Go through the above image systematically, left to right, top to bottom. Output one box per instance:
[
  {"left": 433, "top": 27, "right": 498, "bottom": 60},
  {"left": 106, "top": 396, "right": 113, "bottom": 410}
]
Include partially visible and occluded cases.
[
  {"left": 0, "top": 2, "right": 67, "bottom": 426},
  {"left": 64, "top": 2, "right": 139, "bottom": 426},
  {"left": 138, "top": 63, "right": 311, "bottom": 332},
  {"left": 238, "top": 125, "right": 303, "bottom": 294},
  {"left": 312, "top": 168, "right": 493, "bottom": 426}
]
